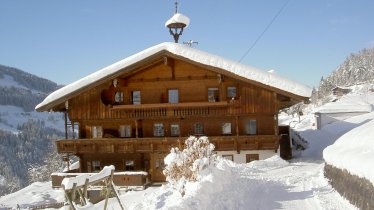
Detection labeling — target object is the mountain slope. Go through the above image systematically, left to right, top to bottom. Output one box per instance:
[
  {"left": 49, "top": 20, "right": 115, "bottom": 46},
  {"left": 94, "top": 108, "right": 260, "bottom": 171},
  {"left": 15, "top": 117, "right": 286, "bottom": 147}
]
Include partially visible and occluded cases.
[{"left": 0, "top": 65, "right": 64, "bottom": 196}]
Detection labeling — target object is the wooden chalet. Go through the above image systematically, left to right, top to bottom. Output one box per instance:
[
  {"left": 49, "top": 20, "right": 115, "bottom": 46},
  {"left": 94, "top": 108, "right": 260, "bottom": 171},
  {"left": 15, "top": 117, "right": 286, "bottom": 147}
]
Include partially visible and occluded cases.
[
  {"left": 36, "top": 42, "right": 311, "bottom": 186},
  {"left": 332, "top": 86, "right": 351, "bottom": 96}
]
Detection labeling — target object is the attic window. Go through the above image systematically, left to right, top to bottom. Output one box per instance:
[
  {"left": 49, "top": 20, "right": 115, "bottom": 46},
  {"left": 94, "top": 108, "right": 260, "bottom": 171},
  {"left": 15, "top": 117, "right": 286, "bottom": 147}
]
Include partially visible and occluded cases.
[{"left": 132, "top": 91, "right": 141, "bottom": 105}]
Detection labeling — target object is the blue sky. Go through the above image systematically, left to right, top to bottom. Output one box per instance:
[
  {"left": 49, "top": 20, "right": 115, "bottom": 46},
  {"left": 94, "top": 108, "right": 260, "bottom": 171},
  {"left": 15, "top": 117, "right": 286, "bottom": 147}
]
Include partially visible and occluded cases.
[{"left": 0, "top": 0, "right": 373, "bottom": 87}]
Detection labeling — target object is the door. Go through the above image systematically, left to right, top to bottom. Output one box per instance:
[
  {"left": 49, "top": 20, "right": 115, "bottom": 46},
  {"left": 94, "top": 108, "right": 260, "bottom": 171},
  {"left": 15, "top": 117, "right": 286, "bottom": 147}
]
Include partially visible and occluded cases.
[
  {"left": 168, "top": 89, "right": 179, "bottom": 103},
  {"left": 151, "top": 153, "right": 167, "bottom": 182}
]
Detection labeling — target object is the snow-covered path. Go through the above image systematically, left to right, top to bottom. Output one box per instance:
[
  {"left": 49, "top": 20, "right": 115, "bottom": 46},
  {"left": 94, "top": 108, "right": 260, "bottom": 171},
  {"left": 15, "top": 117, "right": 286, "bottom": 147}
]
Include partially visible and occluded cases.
[{"left": 246, "top": 159, "right": 354, "bottom": 210}]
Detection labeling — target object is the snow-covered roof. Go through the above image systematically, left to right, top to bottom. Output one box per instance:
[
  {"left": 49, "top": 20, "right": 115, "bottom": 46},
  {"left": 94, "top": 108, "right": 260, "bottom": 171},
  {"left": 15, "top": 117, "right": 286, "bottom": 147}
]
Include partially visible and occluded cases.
[
  {"left": 165, "top": 13, "right": 190, "bottom": 27},
  {"left": 36, "top": 42, "right": 312, "bottom": 111},
  {"left": 331, "top": 86, "right": 351, "bottom": 91},
  {"left": 315, "top": 94, "right": 373, "bottom": 114}
]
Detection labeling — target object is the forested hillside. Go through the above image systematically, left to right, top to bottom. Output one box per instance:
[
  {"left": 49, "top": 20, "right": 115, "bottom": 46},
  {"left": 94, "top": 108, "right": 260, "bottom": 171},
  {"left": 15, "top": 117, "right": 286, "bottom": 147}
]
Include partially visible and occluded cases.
[
  {"left": 315, "top": 47, "right": 374, "bottom": 101},
  {"left": 0, "top": 65, "right": 64, "bottom": 196}
]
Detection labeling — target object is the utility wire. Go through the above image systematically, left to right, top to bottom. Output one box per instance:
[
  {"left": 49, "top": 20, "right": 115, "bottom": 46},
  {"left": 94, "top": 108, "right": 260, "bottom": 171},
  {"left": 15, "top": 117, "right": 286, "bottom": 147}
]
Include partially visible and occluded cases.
[{"left": 238, "top": 0, "right": 291, "bottom": 62}]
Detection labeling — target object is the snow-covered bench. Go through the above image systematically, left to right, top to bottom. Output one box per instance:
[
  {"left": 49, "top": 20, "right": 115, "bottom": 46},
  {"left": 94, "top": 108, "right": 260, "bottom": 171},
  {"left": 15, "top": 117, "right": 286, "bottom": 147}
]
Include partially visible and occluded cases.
[{"left": 61, "top": 165, "right": 125, "bottom": 210}]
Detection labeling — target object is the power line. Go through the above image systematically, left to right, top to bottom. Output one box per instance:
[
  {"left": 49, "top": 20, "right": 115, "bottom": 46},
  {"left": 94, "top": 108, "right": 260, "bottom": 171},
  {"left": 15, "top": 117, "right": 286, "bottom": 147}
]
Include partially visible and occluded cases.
[{"left": 238, "top": 0, "right": 291, "bottom": 63}]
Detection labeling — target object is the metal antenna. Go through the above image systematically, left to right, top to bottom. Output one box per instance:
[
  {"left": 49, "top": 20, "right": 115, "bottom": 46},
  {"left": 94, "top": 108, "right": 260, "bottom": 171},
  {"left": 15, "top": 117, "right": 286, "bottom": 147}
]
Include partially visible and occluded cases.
[
  {"left": 175, "top": 0, "right": 178, "bottom": 13},
  {"left": 183, "top": 40, "right": 198, "bottom": 47}
]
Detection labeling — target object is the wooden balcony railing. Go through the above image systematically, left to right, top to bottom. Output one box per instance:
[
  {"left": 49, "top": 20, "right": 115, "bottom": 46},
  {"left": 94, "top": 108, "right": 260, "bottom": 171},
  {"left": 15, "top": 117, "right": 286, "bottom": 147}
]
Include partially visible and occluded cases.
[
  {"left": 109, "top": 101, "right": 241, "bottom": 119},
  {"left": 56, "top": 135, "right": 279, "bottom": 154}
]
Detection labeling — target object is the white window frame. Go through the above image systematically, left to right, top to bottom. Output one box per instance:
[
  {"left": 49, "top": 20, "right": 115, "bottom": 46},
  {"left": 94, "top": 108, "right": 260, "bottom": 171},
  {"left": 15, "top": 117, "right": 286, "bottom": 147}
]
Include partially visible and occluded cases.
[
  {"left": 168, "top": 89, "right": 179, "bottom": 104},
  {"left": 245, "top": 119, "right": 257, "bottom": 135},
  {"left": 222, "top": 123, "right": 232, "bottom": 134},
  {"left": 119, "top": 125, "right": 131, "bottom": 138},
  {"left": 92, "top": 126, "right": 103, "bottom": 138}
]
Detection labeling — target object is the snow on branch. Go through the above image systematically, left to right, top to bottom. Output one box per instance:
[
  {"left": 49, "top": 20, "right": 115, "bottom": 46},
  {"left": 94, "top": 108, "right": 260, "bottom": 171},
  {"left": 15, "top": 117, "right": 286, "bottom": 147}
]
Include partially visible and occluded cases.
[{"left": 163, "top": 136, "right": 216, "bottom": 196}]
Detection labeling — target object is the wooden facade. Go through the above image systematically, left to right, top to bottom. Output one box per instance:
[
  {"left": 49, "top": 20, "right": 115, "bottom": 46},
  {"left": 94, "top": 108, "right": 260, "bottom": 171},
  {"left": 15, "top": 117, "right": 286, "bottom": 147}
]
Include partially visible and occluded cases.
[{"left": 37, "top": 47, "right": 308, "bottom": 185}]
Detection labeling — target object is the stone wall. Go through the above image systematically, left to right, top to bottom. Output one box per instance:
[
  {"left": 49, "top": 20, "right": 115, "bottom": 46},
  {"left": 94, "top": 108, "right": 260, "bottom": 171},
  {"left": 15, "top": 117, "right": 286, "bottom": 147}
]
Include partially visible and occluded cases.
[{"left": 324, "top": 164, "right": 374, "bottom": 210}]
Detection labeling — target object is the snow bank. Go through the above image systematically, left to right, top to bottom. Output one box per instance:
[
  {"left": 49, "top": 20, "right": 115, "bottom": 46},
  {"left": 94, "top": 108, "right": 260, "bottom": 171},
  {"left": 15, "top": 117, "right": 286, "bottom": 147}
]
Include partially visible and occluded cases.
[
  {"left": 36, "top": 42, "right": 311, "bottom": 111},
  {"left": 323, "top": 118, "right": 374, "bottom": 185},
  {"left": 133, "top": 156, "right": 291, "bottom": 210},
  {"left": 0, "top": 181, "right": 65, "bottom": 208}
]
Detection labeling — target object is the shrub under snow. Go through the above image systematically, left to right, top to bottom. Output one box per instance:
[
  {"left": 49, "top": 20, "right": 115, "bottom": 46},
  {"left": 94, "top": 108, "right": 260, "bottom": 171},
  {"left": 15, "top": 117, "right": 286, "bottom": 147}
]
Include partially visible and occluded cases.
[{"left": 163, "top": 136, "right": 216, "bottom": 195}]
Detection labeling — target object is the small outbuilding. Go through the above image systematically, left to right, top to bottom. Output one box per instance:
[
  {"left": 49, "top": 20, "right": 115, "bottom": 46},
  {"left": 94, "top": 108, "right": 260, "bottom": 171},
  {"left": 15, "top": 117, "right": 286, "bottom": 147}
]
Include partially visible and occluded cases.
[{"left": 314, "top": 95, "right": 372, "bottom": 129}]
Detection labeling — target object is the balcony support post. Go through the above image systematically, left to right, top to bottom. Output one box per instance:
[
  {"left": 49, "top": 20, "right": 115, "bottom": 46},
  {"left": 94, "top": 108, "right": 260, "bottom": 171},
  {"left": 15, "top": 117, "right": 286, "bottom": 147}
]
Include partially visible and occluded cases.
[
  {"left": 64, "top": 111, "right": 68, "bottom": 139},
  {"left": 235, "top": 116, "right": 240, "bottom": 154},
  {"left": 135, "top": 119, "right": 139, "bottom": 138}
]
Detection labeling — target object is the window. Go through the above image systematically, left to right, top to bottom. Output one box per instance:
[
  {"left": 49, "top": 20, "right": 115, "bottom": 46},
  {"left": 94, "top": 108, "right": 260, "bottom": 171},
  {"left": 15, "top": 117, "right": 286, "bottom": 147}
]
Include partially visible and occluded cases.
[
  {"left": 227, "top": 86, "right": 237, "bottom": 99},
  {"left": 208, "top": 87, "right": 219, "bottom": 102},
  {"left": 168, "top": 89, "right": 179, "bottom": 103},
  {"left": 132, "top": 90, "right": 141, "bottom": 105},
  {"left": 115, "top": 91, "right": 124, "bottom": 103},
  {"left": 245, "top": 120, "right": 257, "bottom": 135},
  {"left": 153, "top": 123, "right": 164, "bottom": 137},
  {"left": 194, "top": 123, "right": 204, "bottom": 135},
  {"left": 222, "top": 123, "right": 232, "bottom": 134},
  {"left": 170, "top": 124, "right": 180, "bottom": 136},
  {"left": 119, "top": 125, "right": 131, "bottom": 138},
  {"left": 92, "top": 126, "right": 103, "bottom": 138},
  {"left": 246, "top": 154, "right": 259, "bottom": 163},
  {"left": 222, "top": 155, "right": 233, "bottom": 161},
  {"left": 155, "top": 158, "right": 164, "bottom": 169},
  {"left": 92, "top": 160, "right": 101, "bottom": 171},
  {"left": 125, "top": 160, "right": 135, "bottom": 171}
]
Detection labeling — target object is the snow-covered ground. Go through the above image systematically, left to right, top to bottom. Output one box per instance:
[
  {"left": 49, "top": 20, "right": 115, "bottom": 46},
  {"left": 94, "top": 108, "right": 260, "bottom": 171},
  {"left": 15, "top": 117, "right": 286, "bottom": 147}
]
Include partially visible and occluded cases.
[
  {"left": 2, "top": 86, "right": 373, "bottom": 210},
  {"left": 0, "top": 157, "right": 356, "bottom": 210},
  {"left": 0, "top": 182, "right": 65, "bottom": 209}
]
